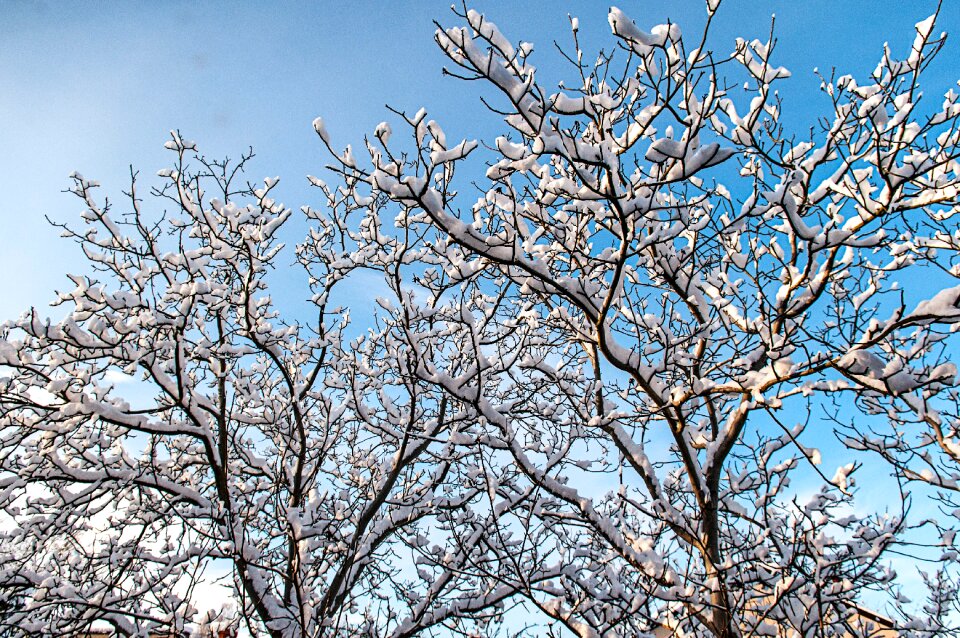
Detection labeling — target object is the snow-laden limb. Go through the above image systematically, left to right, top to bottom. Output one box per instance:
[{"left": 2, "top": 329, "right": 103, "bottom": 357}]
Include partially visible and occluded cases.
[{"left": 320, "top": 2, "right": 960, "bottom": 635}]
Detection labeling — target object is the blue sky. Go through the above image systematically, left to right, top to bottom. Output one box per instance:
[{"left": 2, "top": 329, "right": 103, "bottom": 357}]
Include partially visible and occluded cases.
[
  {"left": 2, "top": 0, "right": 957, "bottom": 321},
  {"left": 2, "top": 0, "right": 959, "bottom": 626}
]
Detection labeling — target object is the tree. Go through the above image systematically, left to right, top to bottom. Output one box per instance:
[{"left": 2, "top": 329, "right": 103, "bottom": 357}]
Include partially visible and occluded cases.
[
  {"left": 2, "top": 2, "right": 960, "bottom": 637},
  {"left": 321, "top": 2, "right": 960, "bottom": 636},
  {"left": 0, "top": 144, "right": 529, "bottom": 637}
]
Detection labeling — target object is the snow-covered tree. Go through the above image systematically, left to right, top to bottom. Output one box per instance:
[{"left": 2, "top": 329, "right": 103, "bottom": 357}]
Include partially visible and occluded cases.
[
  {"left": 3, "top": 2, "right": 960, "bottom": 637},
  {"left": 319, "top": 2, "right": 960, "bottom": 636},
  {"left": 0, "top": 143, "right": 532, "bottom": 637}
]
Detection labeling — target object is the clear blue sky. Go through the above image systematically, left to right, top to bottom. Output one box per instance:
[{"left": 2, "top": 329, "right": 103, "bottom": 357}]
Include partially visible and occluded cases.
[
  {"left": 2, "top": 0, "right": 958, "bottom": 622},
  {"left": 1, "top": 1, "right": 956, "bottom": 321}
]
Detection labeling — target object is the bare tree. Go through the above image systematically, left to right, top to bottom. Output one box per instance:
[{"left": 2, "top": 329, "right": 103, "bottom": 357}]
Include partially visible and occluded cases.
[
  {"left": 320, "top": 2, "right": 960, "bottom": 636},
  {"left": 0, "top": 138, "right": 538, "bottom": 637}
]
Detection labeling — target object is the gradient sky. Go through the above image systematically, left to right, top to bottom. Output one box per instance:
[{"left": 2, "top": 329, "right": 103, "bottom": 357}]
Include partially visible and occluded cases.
[{"left": 2, "top": 0, "right": 957, "bottom": 321}]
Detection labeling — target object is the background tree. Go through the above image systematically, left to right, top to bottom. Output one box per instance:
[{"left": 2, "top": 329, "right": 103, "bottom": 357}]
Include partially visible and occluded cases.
[{"left": 0, "top": 138, "right": 536, "bottom": 637}]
